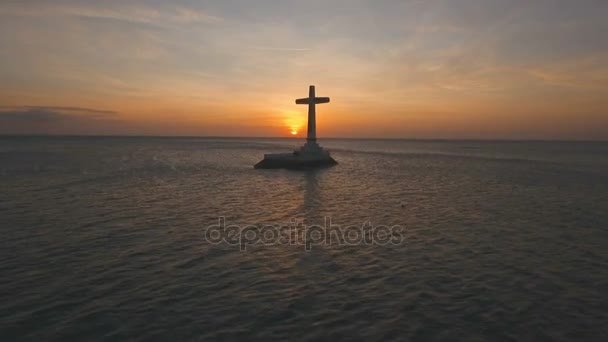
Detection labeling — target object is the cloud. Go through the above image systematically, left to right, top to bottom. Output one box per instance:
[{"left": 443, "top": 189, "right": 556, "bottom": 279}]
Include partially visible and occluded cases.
[
  {"left": 0, "top": 1, "right": 223, "bottom": 26},
  {"left": 251, "top": 47, "right": 311, "bottom": 52},
  {"left": 525, "top": 55, "right": 608, "bottom": 90},
  {"left": 0, "top": 106, "right": 120, "bottom": 134},
  {"left": 0, "top": 106, "right": 117, "bottom": 118},
  {"left": 0, "top": 108, "right": 64, "bottom": 123}
]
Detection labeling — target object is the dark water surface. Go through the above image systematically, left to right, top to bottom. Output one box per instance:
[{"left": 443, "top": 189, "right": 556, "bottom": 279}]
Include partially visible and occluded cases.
[{"left": 1, "top": 137, "right": 607, "bottom": 341}]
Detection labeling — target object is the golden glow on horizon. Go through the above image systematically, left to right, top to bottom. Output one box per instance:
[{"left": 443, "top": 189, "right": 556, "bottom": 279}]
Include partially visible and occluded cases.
[{"left": 282, "top": 109, "right": 306, "bottom": 137}]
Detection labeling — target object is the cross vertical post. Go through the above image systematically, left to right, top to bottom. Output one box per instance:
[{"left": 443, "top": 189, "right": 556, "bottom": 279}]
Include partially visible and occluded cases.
[
  {"left": 295, "top": 85, "right": 330, "bottom": 144},
  {"left": 307, "top": 85, "right": 316, "bottom": 142}
]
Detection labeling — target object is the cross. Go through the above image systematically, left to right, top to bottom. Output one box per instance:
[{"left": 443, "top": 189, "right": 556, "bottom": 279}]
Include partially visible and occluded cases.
[{"left": 296, "top": 85, "right": 330, "bottom": 142}]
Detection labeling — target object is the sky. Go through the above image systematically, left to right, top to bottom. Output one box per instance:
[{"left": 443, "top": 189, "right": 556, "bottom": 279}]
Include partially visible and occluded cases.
[{"left": 1, "top": 0, "right": 607, "bottom": 139}]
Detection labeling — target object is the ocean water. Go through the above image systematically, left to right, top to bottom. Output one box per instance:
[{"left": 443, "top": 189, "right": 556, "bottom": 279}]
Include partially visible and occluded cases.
[{"left": 1, "top": 136, "right": 607, "bottom": 341}]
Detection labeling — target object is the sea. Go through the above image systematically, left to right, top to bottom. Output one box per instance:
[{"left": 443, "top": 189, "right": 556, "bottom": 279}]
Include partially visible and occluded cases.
[{"left": 1, "top": 136, "right": 607, "bottom": 341}]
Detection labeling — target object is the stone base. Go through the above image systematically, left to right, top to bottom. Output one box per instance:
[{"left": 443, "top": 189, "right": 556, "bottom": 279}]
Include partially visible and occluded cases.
[
  {"left": 254, "top": 142, "right": 338, "bottom": 170},
  {"left": 254, "top": 155, "right": 337, "bottom": 169}
]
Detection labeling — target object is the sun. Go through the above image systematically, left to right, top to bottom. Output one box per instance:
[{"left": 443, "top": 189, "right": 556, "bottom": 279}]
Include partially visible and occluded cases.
[{"left": 280, "top": 109, "right": 305, "bottom": 137}]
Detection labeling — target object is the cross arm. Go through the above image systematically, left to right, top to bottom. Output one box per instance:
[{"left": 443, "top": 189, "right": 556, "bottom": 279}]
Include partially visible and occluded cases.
[
  {"left": 295, "top": 97, "right": 330, "bottom": 105},
  {"left": 296, "top": 98, "right": 311, "bottom": 104}
]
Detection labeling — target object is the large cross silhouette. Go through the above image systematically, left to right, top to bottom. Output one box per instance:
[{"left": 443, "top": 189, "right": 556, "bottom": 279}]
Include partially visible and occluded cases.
[{"left": 296, "top": 85, "right": 330, "bottom": 142}]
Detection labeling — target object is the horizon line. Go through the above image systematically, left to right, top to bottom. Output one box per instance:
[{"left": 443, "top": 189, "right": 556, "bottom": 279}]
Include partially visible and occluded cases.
[{"left": 0, "top": 133, "right": 606, "bottom": 143}]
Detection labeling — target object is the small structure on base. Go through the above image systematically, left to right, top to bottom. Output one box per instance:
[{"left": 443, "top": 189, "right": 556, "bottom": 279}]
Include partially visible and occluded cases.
[{"left": 255, "top": 85, "right": 337, "bottom": 169}]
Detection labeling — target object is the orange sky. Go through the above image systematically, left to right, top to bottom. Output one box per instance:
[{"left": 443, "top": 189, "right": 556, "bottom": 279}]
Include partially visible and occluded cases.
[{"left": 1, "top": 0, "right": 607, "bottom": 139}]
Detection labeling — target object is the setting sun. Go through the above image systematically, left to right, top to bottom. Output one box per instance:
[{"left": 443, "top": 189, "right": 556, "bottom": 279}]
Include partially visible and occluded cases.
[{"left": 281, "top": 109, "right": 305, "bottom": 137}]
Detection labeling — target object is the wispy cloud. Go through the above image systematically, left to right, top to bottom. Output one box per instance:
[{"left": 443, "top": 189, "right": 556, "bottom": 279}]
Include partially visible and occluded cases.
[
  {"left": 0, "top": 2, "right": 223, "bottom": 25},
  {"left": 250, "top": 47, "right": 311, "bottom": 52},
  {"left": 525, "top": 55, "right": 608, "bottom": 90},
  {"left": 0, "top": 106, "right": 121, "bottom": 134},
  {"left": 0, "top": 106, "right": 118, "bottom": 121},
  {"left": 0, "top": 106, "right": 117, "bottom": 115}
]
